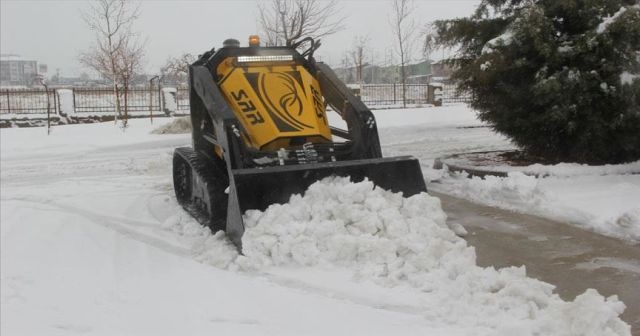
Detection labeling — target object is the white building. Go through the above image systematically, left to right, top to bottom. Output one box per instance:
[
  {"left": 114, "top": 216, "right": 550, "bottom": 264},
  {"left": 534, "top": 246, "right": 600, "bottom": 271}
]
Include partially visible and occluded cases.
[{"left": 0, "top": 54, "right": 39, "bottom": 87}]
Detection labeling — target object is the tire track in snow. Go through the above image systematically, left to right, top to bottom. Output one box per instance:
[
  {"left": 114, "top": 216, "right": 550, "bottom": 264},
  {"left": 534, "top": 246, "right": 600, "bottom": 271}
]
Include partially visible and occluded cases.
[
  {"left": 2, "top": 196, "right": 431, "bottom": 318},
  {"left": 3, "top": 196, "right": 192, "bottom": 259},
  {"left": 259, "top": 273, "right": 427, "bottom": 317}
]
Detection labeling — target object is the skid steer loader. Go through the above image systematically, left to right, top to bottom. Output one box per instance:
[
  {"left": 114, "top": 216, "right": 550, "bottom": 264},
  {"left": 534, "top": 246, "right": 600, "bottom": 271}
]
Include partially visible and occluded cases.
[{"left": 173, "top": 36, "right": 426, "bottom": 249}]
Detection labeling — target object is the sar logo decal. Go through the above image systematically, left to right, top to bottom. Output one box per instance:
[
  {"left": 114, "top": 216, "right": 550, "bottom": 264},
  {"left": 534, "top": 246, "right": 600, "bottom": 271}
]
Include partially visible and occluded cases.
[{"left": 258, "top": 72, "right": 312, "bottom": 131}]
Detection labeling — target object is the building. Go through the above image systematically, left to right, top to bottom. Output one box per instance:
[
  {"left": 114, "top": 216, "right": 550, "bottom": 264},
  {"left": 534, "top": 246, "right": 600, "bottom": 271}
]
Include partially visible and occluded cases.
[
  {"left": 0, "top": 54, "right": 39, "bottom": 87},
  {"left": 405, "top": 60, "right": 432, "bottom": 84},
  {"left": 429, "top": 60, "right": 455, "bottom": 84}
]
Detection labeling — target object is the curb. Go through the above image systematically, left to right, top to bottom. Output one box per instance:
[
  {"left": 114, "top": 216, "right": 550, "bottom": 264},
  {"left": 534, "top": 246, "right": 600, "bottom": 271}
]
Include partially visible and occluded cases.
[
  {"left": 0, "top": 113, "right": 190, "bottom": 129},
  {"left": 433, "top": 151, "right": 512, "bottom": 178},
  {"left": 434, "top": 151, "right": 640, "bottom": 179}
]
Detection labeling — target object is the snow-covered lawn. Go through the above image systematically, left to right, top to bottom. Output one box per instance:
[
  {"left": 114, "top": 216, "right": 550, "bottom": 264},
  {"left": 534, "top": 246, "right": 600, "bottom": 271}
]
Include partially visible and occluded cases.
[
  {"left": 375, "top": 106, "right": 640, "bottom": 243},
  {"left": 0, "top": 111, "right": 635, "bottom": 335},
  {"left": 436, "top": 171, "right": 640, "bottom": 242}
]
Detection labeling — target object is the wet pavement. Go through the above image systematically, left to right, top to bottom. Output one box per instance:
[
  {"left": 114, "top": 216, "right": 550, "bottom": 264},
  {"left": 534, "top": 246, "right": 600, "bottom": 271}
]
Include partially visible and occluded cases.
[{"left": 433, "top": 191, "right": 640, "bottom": 334}]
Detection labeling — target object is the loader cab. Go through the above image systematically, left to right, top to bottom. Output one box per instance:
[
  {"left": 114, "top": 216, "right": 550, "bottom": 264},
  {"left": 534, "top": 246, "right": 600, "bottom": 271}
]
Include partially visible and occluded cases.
[
  {"left": 188, "top": 36, "right": 386, "bottom": 170},
  {"left": 200, "top": 39, "right": 331, "bottom": 152}
]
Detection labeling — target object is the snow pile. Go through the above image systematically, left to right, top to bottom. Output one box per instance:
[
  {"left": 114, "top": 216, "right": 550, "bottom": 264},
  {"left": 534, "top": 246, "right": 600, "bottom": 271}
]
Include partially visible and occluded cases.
[
  {"left": 162, "top": 87, "right": 178, "bottom": 114},
  {"left": 56, "top": 89, "right": 75, "bottom": 115},
  {"left": 150, "top": 117, "right": 192, "bottom": 134},
  {"left": 434, "top": 151, "right": 640, "bottom": 242},
  {"left": 444, "top": 153, "right": 640, "bottom": 177},
  {"left": 521, "top": 161, "right": 640, "bottom": 177},
  {"left": 449, "top": 171, "right": 547, "bottom": 209},
  {"left": 183, "top": 177, "right": 630, "bottom": 335},
  {"left": 241, "top": 177, "right": 455, "bottom": 275},
  {"left": 614, "top": 208, "right": 640, "bottom": 236}
]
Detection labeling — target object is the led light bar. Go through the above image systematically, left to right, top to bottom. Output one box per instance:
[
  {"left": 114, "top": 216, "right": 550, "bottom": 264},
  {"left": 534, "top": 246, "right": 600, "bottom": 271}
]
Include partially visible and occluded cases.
[{"left": 237, "top": 55, "right": 293, "bottom": 63}]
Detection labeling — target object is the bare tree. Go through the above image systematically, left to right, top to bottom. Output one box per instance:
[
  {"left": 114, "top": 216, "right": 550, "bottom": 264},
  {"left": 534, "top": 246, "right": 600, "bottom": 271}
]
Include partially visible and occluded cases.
[
  {"left": 79, "top": 0, "right": 141, "bottom": 124},
  {"left": 258, "top": 0, "right": 345, "bottom": 48},
  {"left": 389, "top": 0, "right": 416, "bottom": 108},
  {"left": 350, "top": 35, "right": 370, "bottom": 86},
  {"left": 115, "top": 36, "right": 145, "bottom": 128},
  {"left": 341, "top": 51, "right": 353, "bottom": 83},
  {"left": 161, "top": 53, "right": 196, "bottom": 85}
]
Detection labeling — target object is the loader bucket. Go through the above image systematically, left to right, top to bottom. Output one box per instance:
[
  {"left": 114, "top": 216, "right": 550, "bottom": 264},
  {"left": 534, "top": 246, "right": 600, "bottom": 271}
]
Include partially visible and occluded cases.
[{"left": 224, "top": 156, "right": 427, "bottom": 249}]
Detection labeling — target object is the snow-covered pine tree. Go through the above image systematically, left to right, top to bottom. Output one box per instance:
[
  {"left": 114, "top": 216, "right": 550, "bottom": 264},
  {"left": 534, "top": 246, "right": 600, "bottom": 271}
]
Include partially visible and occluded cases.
[{"left": 433, "top": 0, "right": 640, "bottom": 163}]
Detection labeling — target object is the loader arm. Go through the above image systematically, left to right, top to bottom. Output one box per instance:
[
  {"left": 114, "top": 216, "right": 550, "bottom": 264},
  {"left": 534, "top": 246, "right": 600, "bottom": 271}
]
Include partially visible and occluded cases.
[{"left": 314, "top": 61, "right": 383, "bottom": 160}]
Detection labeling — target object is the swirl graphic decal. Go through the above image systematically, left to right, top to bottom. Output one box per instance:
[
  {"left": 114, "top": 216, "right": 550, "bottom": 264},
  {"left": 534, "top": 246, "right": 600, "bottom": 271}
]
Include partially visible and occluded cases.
[{"left": 259, "top": 72, "right": 312, "bottom": 131}]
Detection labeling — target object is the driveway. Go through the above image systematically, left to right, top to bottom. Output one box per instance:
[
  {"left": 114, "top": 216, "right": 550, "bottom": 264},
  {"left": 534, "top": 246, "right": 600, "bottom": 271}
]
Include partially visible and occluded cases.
[{"left": 434, "top": 191, "right": 640, "bottom": 333}]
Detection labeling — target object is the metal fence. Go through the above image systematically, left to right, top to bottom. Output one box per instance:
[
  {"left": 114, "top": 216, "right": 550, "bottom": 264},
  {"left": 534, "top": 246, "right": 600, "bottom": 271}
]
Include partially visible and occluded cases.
[
  {"left": 0, "top": 83, "right": 472, "bottom": 116},
  {"left": 353, "top": 83, "right": 471, "bottom": 106},
  {"left": 359, "top": 84, "right": 431, "bottom": 105},
  {"left": 440, "top": 84, "right": 472, "bottom": 104},
  {"left": 176, "top": 87, "right": 189, "bottom": 111},
  {"left": 74, "top": 88, "right": 162, "bottom": 113},
  {"left": 1, "top": 89, "right": 58, "bottom": 114}
]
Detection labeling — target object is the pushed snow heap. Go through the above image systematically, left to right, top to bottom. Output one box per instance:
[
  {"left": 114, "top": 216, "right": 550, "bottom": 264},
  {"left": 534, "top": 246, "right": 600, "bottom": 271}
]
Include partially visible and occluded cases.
[
  {"left": 150, "top": 117, "right": 192, "bottom": 134},
  {"left": 242, "top": 176, "right": 458, "bottom": 283},
  {"left": 171, "top": 177, "right": 629, "bottom": 334},
  {"left": 234, "top": 177, "right": 629, "bottom": 335}
]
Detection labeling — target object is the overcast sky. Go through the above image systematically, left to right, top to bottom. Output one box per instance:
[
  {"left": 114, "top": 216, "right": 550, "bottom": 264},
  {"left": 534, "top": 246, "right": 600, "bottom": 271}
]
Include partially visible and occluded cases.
[{"left": 1, "top": 0, "right": 479, "bottom": 77}]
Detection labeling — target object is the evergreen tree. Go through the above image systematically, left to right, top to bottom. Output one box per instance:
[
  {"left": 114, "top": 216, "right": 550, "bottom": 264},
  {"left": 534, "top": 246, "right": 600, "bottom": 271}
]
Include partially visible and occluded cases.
[{"left": 432, "top": 0, "right": 640, "bottom": 163}]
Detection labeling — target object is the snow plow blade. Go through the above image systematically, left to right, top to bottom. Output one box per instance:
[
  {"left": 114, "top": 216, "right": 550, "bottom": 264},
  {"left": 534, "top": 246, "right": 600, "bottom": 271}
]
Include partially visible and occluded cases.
[{"left": 224, "top": 156, "right": 426, "bottom": 248}]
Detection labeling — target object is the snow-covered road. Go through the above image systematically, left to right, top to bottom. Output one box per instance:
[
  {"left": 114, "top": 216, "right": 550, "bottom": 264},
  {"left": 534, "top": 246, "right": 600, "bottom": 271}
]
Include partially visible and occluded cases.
[{"left": 1, "top": 110, "right": 635, "bottom": 335}]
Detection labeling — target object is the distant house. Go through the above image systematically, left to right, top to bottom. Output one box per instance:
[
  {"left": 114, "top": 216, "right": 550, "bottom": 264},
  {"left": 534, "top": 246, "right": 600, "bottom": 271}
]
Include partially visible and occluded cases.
[
  {"left": 0, "top": 54, "right": 39, "bottom": 87},
  {"left": 334, "top": 59, "right": 457, "bottom": 85},
  {"left": 406, "top": 60, "right": 432, "bottom": 84},
  {"left": 406, "top": 60, "right": 456, "bottom": 84},
  {"left": 429, "top": 60, "right": 454, "bottom": 84}
]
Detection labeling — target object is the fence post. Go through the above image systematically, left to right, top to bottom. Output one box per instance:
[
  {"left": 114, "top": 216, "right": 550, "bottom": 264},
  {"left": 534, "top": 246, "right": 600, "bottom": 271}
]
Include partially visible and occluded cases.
[
  {"left": 393, "top": 83, "right": 396, "bottom": 104},
  {"left": 428, "top": 84, "right": 443, "bottom": 106},
  {"left": 43, "top": 85, "right": 51, "bottom": 135},
  {"left": 149, "top": 85, "right": 153, "bottom": 124},
  {"left": 158, "top": 85, "right": 163, "bottom": 113},
  {"left": 53, "top": 89, "right": 58, "bottom": 115},
  {"left": 5, "top": 90, "right": 9, "bottom": 114}
]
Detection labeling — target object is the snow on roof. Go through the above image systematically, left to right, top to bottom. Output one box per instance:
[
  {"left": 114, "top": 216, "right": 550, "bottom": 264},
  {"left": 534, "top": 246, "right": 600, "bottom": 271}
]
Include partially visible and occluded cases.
[{"left": 0, "top": 54, "right": 23, "bottom": 61}]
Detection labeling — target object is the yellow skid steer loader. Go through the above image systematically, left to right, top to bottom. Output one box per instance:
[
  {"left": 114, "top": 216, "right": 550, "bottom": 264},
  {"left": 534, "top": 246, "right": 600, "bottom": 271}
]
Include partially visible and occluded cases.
[{"left": 173, "top": 36, "right": 426, "bottom": 250}]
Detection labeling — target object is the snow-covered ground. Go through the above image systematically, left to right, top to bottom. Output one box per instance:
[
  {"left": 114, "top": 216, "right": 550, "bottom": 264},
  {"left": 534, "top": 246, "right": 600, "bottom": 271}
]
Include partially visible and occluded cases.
[{"left": 1, "top": 108, "right": 635, "bottom": 335}]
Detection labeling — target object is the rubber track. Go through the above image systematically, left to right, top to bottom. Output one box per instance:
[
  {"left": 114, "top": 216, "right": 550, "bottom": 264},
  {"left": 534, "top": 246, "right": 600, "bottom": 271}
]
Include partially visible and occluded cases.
[{"left": 174, "top": 147, "right": 228, "bottom": 232}]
